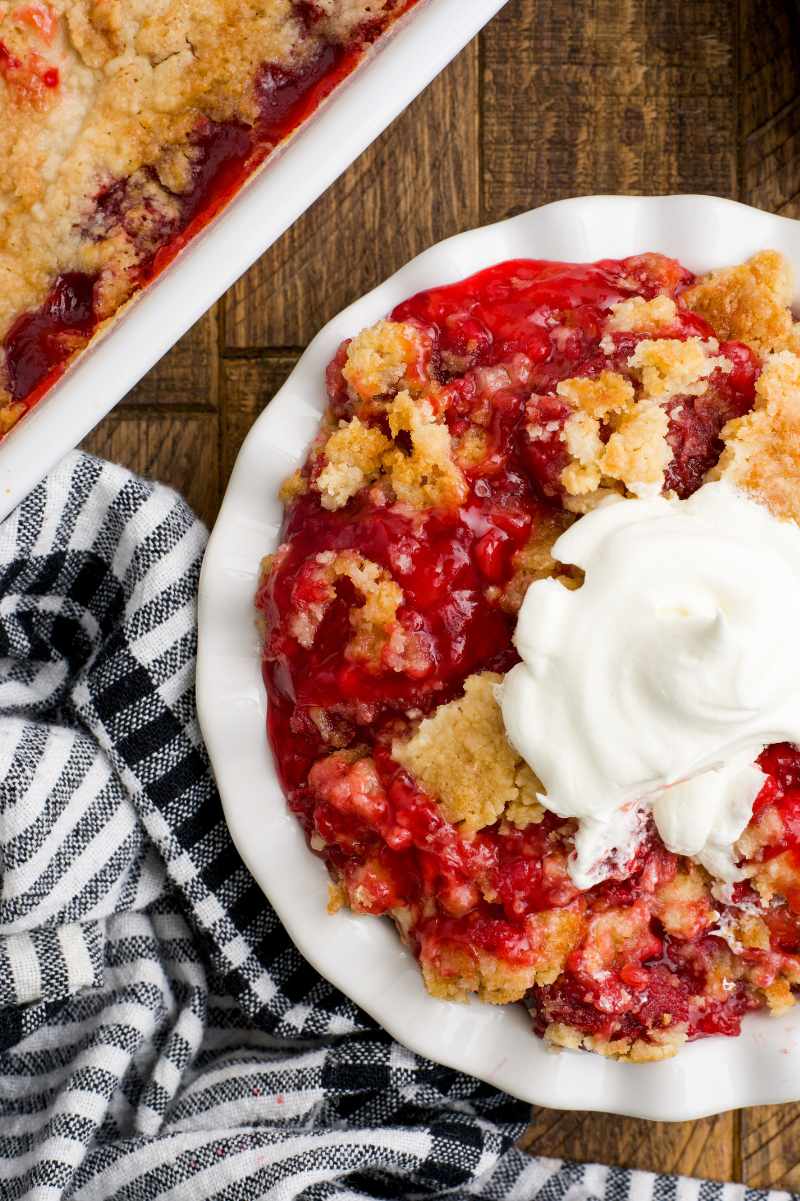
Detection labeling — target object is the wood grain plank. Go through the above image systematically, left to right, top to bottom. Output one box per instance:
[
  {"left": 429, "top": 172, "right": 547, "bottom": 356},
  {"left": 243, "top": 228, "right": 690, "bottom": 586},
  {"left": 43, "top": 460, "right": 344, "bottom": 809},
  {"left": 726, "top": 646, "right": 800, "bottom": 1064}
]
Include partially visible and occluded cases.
[
  {"left": 481, "top": 0, "right": 736, "bottom": 219},
  {"left": 495, "top": 0, "right": 732, "bottom": 69},
  {"left": 739, "top": 0, "right": 800, "bottom": 141},
  {"left": 739, "top": 0, "right": 800, "bottom": 221},
  {"left": 222, "top": 44, "right": 480, "bottom": 349},
  {"left": 483, "top": 67, "right": 736, "bottom": 214},
  {"left": 741, "top": 96, "right": 800, "bottom": 219},
  {"left": 122, "top": 307, "right": 220, "bottom": 408},
  {"left": 221, "top": 354, "right": 299, "bottom": 482},
  {"left": 81, "top": 411, "right": 220, "bottom": 528},
  {"left": 741, "top": 1104, "right": 800, "bottom": 1189},
  {"left": 521, "top": 1109, "right": 735, "bottom": 1181}
]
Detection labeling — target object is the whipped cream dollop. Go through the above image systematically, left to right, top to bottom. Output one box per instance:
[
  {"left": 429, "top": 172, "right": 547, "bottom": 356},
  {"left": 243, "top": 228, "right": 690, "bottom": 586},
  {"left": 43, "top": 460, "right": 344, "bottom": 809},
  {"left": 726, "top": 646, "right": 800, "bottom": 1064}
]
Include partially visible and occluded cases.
[{"left": 499, "top": 480, "right": 800, "bottom": 889}]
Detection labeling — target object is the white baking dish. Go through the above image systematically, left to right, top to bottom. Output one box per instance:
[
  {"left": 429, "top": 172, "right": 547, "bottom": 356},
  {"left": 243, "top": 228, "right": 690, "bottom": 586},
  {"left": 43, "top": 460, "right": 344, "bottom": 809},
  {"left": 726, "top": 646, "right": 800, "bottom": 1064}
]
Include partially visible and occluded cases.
[
  {"left": 0, "top": 0, "right": 507, "bottom": 524},
  {"left": 197, "top": 194, "right": 800, "bottom": 1121}
]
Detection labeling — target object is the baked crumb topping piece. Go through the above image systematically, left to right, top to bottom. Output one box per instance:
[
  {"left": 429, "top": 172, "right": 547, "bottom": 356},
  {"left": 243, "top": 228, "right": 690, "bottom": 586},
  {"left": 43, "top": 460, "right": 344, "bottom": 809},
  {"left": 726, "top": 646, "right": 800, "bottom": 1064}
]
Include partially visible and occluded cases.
[
  {"left": 683, "top": 249, "right": 799, "bottom": 355},
  {"left": 604, "top": 294, "right": 678, "bottom": 334},
  {"left": 341, "top": 319, "right": 430, "bottom": 400},
  {"left": 311, "top": 321, "right": 466, "bottom": 510},
  {"left": 557, "top": 336, "right": 735, "bottom": 501},
  {"left": 627, "top": 337, "right": 731, "bottom": 401},
  {"left": 711, "top": 350, "right": 800, "bottom": 523},
  {"left": 557, "top": 369, "right": 671, "bottom": 499},
  {"left": 557, "top": 371, "right": 635, "bottom": 420},
  {"left": 384, "top": 390, "right": 467, "bottom": 508},
  {"left": 312, "top": 393, "right": 466, "bottom": 511},
  {"left": 599, "top": 403, "right": 671, "bottom": 497},
  {"left": 315, "top": 417, "right": 390, "bottom": 510},
  {"left": 288, "top": 550, "right": 402, "bottom": 669},
  {"left": 393, "top": 672, "right": 545, "bottom": 835},
  {"left": 651, "top": 864, "right": 715, "bottom": 940},
  {"left": 421, "top": 907, "right": 584, "bottom": 1005},
  {"left": 421, "top": 942, "right": 537, "bottom": 1006},
  {"left": 764, "top": 978, "right": 796, "bottom": 1015},
  {"left": 545, "top": 1020, "right": 689, "bottom": 1062}
]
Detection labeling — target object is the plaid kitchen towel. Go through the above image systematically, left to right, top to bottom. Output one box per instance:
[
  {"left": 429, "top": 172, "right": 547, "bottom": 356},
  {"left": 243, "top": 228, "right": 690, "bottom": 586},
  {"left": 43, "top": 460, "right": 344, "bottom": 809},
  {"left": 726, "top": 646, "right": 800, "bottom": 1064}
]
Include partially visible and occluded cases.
[{"left": 0, "top": 450, "right": 789, "bottom": 1201}]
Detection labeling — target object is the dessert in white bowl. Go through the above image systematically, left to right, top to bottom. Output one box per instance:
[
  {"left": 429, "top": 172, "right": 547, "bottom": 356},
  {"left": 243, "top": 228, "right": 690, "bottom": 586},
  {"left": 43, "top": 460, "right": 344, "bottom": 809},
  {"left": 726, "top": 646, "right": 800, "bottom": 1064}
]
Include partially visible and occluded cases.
[{"left": 198, "top": 196, "right": 800, "bottom": 1116}]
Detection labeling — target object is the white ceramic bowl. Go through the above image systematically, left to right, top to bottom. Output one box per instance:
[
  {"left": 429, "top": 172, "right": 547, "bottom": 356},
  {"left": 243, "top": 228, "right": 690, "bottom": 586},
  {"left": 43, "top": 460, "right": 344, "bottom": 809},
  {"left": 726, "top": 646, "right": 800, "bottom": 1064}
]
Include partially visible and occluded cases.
[
  {"left": 0, "top": 0, "right": 507, "bottom": 525},
  {"left": 197, "top": 195, "right": 800, "bottom": 1120}
]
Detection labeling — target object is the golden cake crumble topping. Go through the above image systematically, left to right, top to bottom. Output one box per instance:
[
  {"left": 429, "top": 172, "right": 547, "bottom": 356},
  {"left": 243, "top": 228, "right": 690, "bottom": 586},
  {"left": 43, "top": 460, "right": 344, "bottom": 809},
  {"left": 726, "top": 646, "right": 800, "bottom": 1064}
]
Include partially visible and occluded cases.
[
  {"left": 0, "top": 0, "right": 414, "bottom": 423},
  {"left": 259, "top": 248, "right": 800, "bottom": 1062},
  {"left": 683, "top": 249, "right": 799, "bottom": 355},
  {"left": 604, "top": 294, "right": 678, "bottom": 334},
  {"left": 310, "top": 319, "right": 467, "bottom": 512},
  {"left": 341, "top": 319, "right": 430, "bottom": 400},
  {"left": 556, "top": 332, "right": 735, "bottom": 502},
  {"left": 627, "top": 336, "right": 731, "bottom": 401},
  {"left": 712, "top": 349, "right": 800, "bottom": 524},
  {"left": 557, "top": 369, "right": 671, "bottom": 498},
  {"left": 315, "top": 417, "right": 390, "bottom": 510},
  {"left": 392, "top": 672, "right": 544, "bottom": 835}
]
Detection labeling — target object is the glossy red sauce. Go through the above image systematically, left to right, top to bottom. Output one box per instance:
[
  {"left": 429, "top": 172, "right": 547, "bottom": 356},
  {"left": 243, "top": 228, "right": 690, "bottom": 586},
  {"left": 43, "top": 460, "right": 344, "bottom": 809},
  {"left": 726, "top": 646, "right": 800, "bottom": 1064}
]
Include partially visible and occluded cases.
[
  {"left": 1, "top": 0, "right": 421, "bottom": 417},
  {"left": 260, "top": 252, "right": 790, "bottom": 1048},
  {"left": 392, "top": 255, "right": 759, "bottom": 499},
  {"left": 4, "top": 273, "right": 97, "bottom": 403}
]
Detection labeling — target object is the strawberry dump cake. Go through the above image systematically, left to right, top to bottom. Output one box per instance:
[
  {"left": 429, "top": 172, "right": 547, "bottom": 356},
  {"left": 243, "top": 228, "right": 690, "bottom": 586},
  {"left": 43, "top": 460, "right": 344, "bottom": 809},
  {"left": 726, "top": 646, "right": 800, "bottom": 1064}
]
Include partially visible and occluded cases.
[
  {"left": 0, "top": 0, "right": 418, "bottom": 430},
  {"left": 257, "top": 247, "right": 800, "bottom": 1062}
]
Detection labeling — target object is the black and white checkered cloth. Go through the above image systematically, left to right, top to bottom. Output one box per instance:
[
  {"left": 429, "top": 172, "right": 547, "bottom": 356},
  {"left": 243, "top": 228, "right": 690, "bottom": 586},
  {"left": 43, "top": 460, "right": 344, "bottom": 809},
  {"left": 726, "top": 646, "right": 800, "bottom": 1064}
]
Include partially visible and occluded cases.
[{"left": 0, "top": 450, "right": 789, "bottom": 1201}]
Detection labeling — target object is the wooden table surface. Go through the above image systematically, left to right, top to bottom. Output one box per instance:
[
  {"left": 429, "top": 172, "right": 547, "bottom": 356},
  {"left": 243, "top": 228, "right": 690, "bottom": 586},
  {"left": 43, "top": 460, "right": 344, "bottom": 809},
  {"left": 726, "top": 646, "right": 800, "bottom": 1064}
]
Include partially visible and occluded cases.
[{"left": 82, "top": 0, "right": 800, "bottom": 1185}]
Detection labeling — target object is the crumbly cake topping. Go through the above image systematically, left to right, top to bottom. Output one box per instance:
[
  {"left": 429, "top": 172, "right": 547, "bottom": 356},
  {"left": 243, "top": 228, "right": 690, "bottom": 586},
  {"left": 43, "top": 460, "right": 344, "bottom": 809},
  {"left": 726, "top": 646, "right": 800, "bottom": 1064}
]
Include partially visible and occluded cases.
[
  {"left": 0, "top": 0, "right": 401, "bottom": 415},
  {"left": 308, "top": 0, "right": 395, "bottom": 39},
  {"left": 683, "top": 249, "right": 799, "bottom": 355},
  {"left": 604, "top": 294, "right": 678, "bottom": 334},
  {"left": 341, "top": 319, "right": 429, "bottom": 400},
  {"left": 556, "top": 334, "right": 735, "bottom": 501},
  {"left": 627, "top": 337, "right": 731, "bottom": 400},
  {"left": 307, "top": 343, "right": 463, "bottom": 511},
  {"left": 712, "top": 350, "right": 800, "bottom": 524},
  {"left": 558, "top": 369, "right": 670, "bottom": 499},
  {"left": 557, "top": 371, "right": 635, "bottom": 420},
  {"left": 384, "top": 390, "right": 466, "bottom": 508},
  {"left": 600, "top": 402, "right": 671, "bottom": 497},
  {"left": 315, "top": 417, "right": 390, "bottom": 510},
  {"left": 288, "top": 549, "right": 402, "bottom": 666},
  {"left": 393, "top": 672, "right": 545, "bottom": 835},
  {"left": 650, "top": 864, "right": 714, "bottom": 940},
  {"left": 421, "top": 907, "right": 584, "bottom": 1005},
  {"left": 421, "top": 942, "right": 540, "bottom": 1006},
  {"left": 545, "top": 1020, "right": 689, "bottom": 1063}
]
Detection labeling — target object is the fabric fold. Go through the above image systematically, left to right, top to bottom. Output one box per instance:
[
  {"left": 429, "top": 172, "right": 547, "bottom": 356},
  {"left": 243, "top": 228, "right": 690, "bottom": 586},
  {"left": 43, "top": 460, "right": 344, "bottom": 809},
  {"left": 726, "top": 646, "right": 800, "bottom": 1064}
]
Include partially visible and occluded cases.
[{"left": 0, "top": 922, "right": 105, "bottom": 1007}]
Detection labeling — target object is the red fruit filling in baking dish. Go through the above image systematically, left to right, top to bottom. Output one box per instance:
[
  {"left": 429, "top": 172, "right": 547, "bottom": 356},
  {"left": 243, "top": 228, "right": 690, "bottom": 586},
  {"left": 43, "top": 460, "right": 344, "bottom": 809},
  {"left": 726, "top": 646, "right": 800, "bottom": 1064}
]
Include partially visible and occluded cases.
[{"left": 0, "top": 0, "right": 420, "bottom": 424}]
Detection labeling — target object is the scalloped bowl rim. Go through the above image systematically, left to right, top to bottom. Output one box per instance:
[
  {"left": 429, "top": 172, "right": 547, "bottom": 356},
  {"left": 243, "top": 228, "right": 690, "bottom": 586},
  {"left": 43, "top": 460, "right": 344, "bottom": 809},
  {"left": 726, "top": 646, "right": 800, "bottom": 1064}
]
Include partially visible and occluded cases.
[{"left": 197, "top": 194, "right": 800, "bottom": 1120}]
